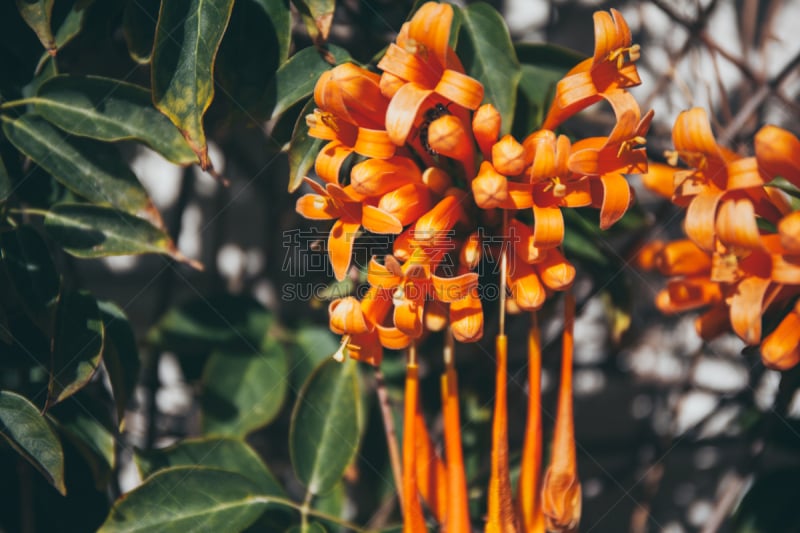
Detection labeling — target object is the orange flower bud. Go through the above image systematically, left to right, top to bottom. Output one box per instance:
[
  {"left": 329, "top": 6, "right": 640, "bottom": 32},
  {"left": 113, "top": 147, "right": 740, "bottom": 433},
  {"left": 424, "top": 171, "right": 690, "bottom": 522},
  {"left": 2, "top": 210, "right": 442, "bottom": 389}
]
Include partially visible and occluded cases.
[
  {"left": 316, "top": 63, "right": 388, "bottom": 130},
  {"left": 473, "top": 103, "right": 501, "bottom": 157},
  {"left": 427, "top": 114, "right": 474, "bottom": 161},
  {"left": 492, "top": 134, "right": 527, "bottom": 176},
  {"left": 350, "top": 157, "right": 421, "bottom": 198},
  {"left": 472, "top": 161, "right": 509, "bottom": 209},
  {"left": 422, "top": 167, "right": 452, "bottom": 196},
  {"left": 378, "top": 183, "right": 433, "bottom": 227},
  {"left": 412, "top": 195, "right": 465, "bottom": 247},
  {"left": 778, "top": 211, "right": 800, "bottom": 253},
  {"left": 635, "top": 239, "right": 665, "bottom": 271},
  {"left": 653, "top": 239, "right": 712, "bottom": 276},
  {"left": 537, "top": 248, "right": 576, "bottom": 291},
  {"left": 509, "top": 259, "right": 546, "bottom": 311},
  {"left": 450, "top": 292, "right": 483, "bottom": 342},
  {"left": 329, "top": 297, "right": 370, "bottom": 335},
  {"left": 761, "top": 305, "right": 800, "bottom": 370}
]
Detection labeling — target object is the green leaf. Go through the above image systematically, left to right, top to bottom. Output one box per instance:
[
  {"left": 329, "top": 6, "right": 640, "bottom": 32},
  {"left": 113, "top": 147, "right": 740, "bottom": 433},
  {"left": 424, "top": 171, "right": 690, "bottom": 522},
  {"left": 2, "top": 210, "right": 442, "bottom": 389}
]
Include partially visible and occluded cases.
[
  {"left": 15, "top": 0, "right": 56, "bottom": 54},
  {"left": 35, "top": 0, "right": 96, "bottom": 72},
  {"left": 122, "top": 0, "right": 158, "bottom": 64},
  {"left": 151, "top": 0, "right": 235, "bottom": 170},
  {"left": 216, "top": 0, "right": 292, "bottom": 119},
  {"left": 292, "top": 0, "right": 335, "bottom": 47},
  {"left": 458, "top": 2, "right": 521, "bottom": 135},
  {"left": 513, "top": 43, "right": 584, "bottom": 135},
  {"left": 267, "top": 45, "right": 351, "bottom": 121},
  {"left": 34, "top": 75, "right": 198, "bottom": 166},
  {"left": 288, "top": 98, "right": 324, "bottom": 192},
  {"left": 1, "top": 115, "right": 158, "bottom": 219},
  {"left": 0, "top": 152, "right": 10, "bottom": 203},
  {"left": 43, "top": 203, "right": 197, "bottom": 266},
  {"left": 0, "top": 225, "right": 61, "bottom": 335},
  {"left": 47, "top": 289, "right": 103, "bottom": 406},
  {"left": 147, "top": 295, "right": 272, "bottom": 353},
  {"left": 98, "top": 301, "right": 140, "bottom": 427},
  {"left": 291, "top": 324, "right": 339, "bottom": 391},
  {"left": 202, "top": 339, "right": 289, "bottom": 437},
  {"left": 290, "top": 358, "right": 362, "bottom": 495},
  {"left": 0, "top": 390, "right": 66, "bottom": 495},
  {"left": 51, "top": 405, "right": 115, "bottom": 489},
  {"left": 136, "top": 437, "right": 284, "bottom": 497},
  {"left": 98, "top": 467, "right": 268, "bottom": 533},
  {"left": 313, "top": 480, "right": 344, "bottom": 519}
]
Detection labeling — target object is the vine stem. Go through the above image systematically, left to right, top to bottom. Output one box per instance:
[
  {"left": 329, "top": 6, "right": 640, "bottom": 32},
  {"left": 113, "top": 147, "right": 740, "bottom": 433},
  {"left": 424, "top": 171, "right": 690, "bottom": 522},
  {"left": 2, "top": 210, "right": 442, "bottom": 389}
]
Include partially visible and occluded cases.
[
  {"left": 0, "top": 97, "right": 43, "bottom": 110},
  {"left": 374, "top": 367, "right": 404, "bottom": 513}
]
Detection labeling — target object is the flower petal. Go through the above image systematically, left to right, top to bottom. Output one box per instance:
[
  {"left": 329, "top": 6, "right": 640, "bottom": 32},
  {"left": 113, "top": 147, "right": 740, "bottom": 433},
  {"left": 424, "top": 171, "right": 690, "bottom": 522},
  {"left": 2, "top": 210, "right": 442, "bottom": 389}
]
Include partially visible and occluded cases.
[
  {"left": 408, "top": 1, "right": 453, "bottom": 68},
  {"left": 435, "top": 69, "right": 484, "bottom": 110},
  {"left": 385, "top": 82, "right": 434, "bottom": 145},
  {"left": 473, "top": 103, "right": 502, "bottom": 158},
  {"left": 755, "top": 125, "right": 800, "bottom": 188},
  {"left": 353, "top": 127, "right": 396, "bottom": 159},
  {"left": 315, "top": 141, "right": 354, "bottom": 184},
  {"left": 351, "top": 156, "right": 422, "bottom": 198},
  {"left": 641, "top": 162, "right": 677, "bottom": 198},
  {"left": 591, "top": 173, "right": 632, "bottom": 230},
  {"left": 378, "top": 183, "right": 433, "bottom": 227},
  {"left": 685, "top": 191, "right": 724, "bottom": 252},
  {"left": 296, "top": 194, "right": 338, "bottom": 220},
  {"left": 715, "top": 198, "right": 762, "bottom": 251},
  {"left": 362, "top": 205, "right": 404, "bottom": 234},
  {"left": 532, "top": 205, "right": 564, "bottom": 249},
  {"left": 328, "top": 219, "right": 360, "bottom": 281},
  {"left": 653, "top": 239, "right": 712, "bottom": 276},
  {"left": 431, "top": 272, "right": 479, "bottom": 303},
  {"left": 655, "top": 277, "right": 722, "bottom": 314},
  {"left": 729, "top": 277, "right": 771, "bottom": 345},
  {"left": 329, "top": 296, "right": 369, "bottom": 335},
  {"left": 376, "top": 324, "right": 412, "bottom": 350},
  {"left": 347, "top": 331, "right": 382, "bottom": 366}
]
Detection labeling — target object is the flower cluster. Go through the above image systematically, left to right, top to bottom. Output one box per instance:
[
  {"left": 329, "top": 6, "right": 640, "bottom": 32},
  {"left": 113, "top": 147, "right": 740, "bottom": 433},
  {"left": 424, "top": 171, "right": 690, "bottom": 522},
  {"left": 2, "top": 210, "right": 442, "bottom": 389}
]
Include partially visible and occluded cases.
[
  {"left": 295, "top": 3, "right": 649, "bottom": 531},
  {"left": 640, "top": 109, "right": 800, "bottom": 370}
]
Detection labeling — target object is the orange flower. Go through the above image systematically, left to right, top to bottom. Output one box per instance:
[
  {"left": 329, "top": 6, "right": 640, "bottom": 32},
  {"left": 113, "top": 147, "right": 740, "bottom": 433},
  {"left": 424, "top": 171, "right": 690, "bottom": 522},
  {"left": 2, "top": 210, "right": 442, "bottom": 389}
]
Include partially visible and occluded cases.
[
  {"left": 379, "top": 2, "right": 484, "bottom": 146},
  {"left": 542, "top": 9, "right": 641, "bottom": 131},
  {"left": 310, "top": 63, "right": 396, "bottom": 160},
  {"left": 296, "top": 178, "right": 404, "bottom": 280},
  {"left": 542, "top": 292, "right": 581, "bottom": 533},
  {"left": 761, "top": 301, "right": 800, "bottom": 370},
  {"left": 519, "top": 313, "right": 545, "bottom": 533}
]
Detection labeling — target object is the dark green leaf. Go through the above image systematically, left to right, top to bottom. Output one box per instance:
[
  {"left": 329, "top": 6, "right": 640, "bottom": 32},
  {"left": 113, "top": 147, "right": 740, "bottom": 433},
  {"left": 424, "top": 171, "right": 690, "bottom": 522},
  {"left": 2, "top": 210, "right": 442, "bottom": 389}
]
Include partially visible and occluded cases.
[
  {"left": 15, "top": 0, "right": 56, "bottom": 53},
  {"left": 35, "top": 0, "right": 96, "bottom": 72},
  {"left": 122, "top": 0, "right": 158, "bottom": 64},
  {"left": 151, "top": 0, "right": 235, "bottom": 169},
  {"left": 216, "top": 0, "right": 292, "bottom": 119},
  {"left": 292, "top": 0, "right": 334, "bottom": 46},
  {"left": 458, "top": 2, "right": 521, "bottom": 135},
  {"left": 513, "top": 43, "right": 583, "bottom": 135},
  {"left": 267, "top": 45, "right": 351, "bottom": 121},
  {"left": 35, "top": 75, "right": 197, "bottom": 166},
  {"left": 288, "top": 98, "right": 324, "bottom": 192},
  {"left": 1, "top": 115, "right": 157, "bottom": 219},
  {"left": 0, "top": 152, "right": 10, "bottom": 203},
  {"left": 43, "top": 203, "right": 197, "bottom": 266},
  {"left": 0, "top": 225, "right": 61, "bottom": 334},
  {"left": 47, "top": 289, "right": 103, "bottom": 406},
  {"left": 147, "top": 295, "right": 272, "bottom": 353},
  {"left": 98, "top": 301, "right": 140, "bottom": 426},
  {"left": 291, "top": 324, "right": 339, "bottom": 391},
  {"left": 202, "top": 339, "right": 289, "bottom": 436},
  {"left": 290, "top": 358, "right": 362, "bottom": 495},
  {"left": 0, "top": 390, "right": 66, "bottom": 495},
  {"left": 51, "top": 406, "right": 115, "bottom": 489},
  {"left": 136, "top": 437, "right": 284, "bottom": 496},
  {"left": 98, "top": 467, "right": 268, "bottom": 533},
  {"left": 313, "top": 480, "right": 344, "bottom": 519},
  {"left": 286, "top": 523, "right": 327, "bottom": 533}
]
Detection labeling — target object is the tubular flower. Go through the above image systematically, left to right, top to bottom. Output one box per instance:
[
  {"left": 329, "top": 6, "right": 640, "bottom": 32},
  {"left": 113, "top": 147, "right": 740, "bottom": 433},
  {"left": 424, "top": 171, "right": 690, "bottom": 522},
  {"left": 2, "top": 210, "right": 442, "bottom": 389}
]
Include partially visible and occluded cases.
[
  {"left": 379, "top": 2, "right": 484, "bottom": 146},
  {"left": 291, "top": 5, "right": 653, "bottom": 532},
  {"left": 542, "top": 8, "right": 642, "bottom": 130},
  {"left": 310, "top": 63, "right": 396, "bottom": 161},
  {"left": 640, "top": 120, "right": 800, "bottom": 370},
  {"left": 296, "top": 178, "right": 404, "bottom": 281}
]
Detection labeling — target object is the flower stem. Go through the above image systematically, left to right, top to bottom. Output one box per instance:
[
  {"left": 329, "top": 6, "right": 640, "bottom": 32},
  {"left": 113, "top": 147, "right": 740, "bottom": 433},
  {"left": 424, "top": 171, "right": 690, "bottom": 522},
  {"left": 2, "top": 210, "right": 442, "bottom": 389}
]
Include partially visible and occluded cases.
[
  {"left": 403, "top": 344, "right": 427, "bottom": 533},
  {"left": 375, "top": 367, "right": 404, "bottom": 513}
]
